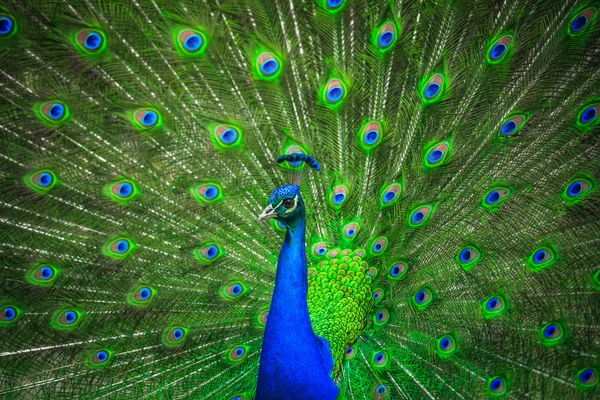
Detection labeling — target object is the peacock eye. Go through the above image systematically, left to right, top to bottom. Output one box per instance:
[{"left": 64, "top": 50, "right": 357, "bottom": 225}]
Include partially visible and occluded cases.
[{"left": 283, "top": 198, "right": 294, "bottom": 208}]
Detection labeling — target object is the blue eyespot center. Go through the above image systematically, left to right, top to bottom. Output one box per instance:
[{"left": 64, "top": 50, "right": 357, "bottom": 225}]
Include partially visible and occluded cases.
[
  {"left": 327, "top": 0, "right": 343, "bottom": 7},
  {"left": 572, "top": 15, "right": 588, "bottom": 32},
  {"left": 0, "top": 17, "right": 13, "bottom": 35},
  {"left": 378, "top": 31, "right": 394, "bottom": 47},
  {"left": 85, "top": 32, "right": 102, "bottom": 50},
  {"left": 184, "top": 34, "right": 203, "bottom": 51},
  {"left": 490, "top": 43, "right": 507, "bottom": 59},
  {"left": 260, "top": 59, "right": 279, "bottom": 76},
  {"left": 425, "top": 83, "right": 440, "bottom": 99},
  {"left": 326, "top": 86, "right": 343, "bottom": 103},
  {"left": 49, "top": 103, "right": 65, "bottom": 120},
  {"left": 581, "top": 107, "right": 597, "bottom": 123},
  {"left": 142, "top": 111, "right": 158, "bottom": 127},
  {"left": 502, "top": 119, "right": 517, "bottom": 135},
  {"left": 221, "top": 128, "right": 238, "bottom": 144},
  {"left": 365, "top": 130, "right": 379, "bottom": 145},
  {"left": 428, "top": 149, "right": 443, "bottom": 163},
  {"left": 39, "top": 172, "right": 53, "bottom": 187},
  {"left": 568, "top": 181, "right": 582, "bottom": 196},
  {"left": 119, "top": 182, "right": 133, "bottom": 197},
  {"left": 203, "top": 185, "right": 218, "bottom": 200},
  {"left": 487, "top": 190, "right": 500, "bottom": 204},
  {"left": 384, "top": 191, "right": 396, "bottom": 202},
  {"left": 333, "top": 193, "right": 346, "bottom": 204},
  {"left": 412, "top": 210, "right": 424, "bottom": 223},
  {"left": 347, "top": 229, "right": 355, "bottom": 236},
  {"left": 116, "top": 240, "right": 129, "bottom": 254},
  {"left": 374, "top": 243, "right": 382, "bottom": 251},
  {"left": 206, "top": 245, "right": 218, "bottom": 259},
  {"left": 317, "top": 248, "right": 326, "bottom": 255},
  {"left": 460, "top": 249, "right": 472, "bottom": 262},
  {"left": 534, "top": 249, "right": 547, "bottom": 263},
  {"left": 391, "top": 265, "right": 400, "bottom": 276},
  {"left": 41, "top": 266, "right": 53, "bottom": 279},
  {"left": 232, "top": 284, "right": 243, "bottom": 296},
  {"left": 140, "top": 288, "right": 151, "bottom": 300},
  {"left": 416, "top": 291, "right": 426, "bottom": 303},
  {"left": 373, "top": 292, "right": 380, "bottom": 299},
  {"left": 487, "top": 298, "right": 499, "bottom": 310},
  {"left": 4, "top": 307, "right": 15, "bottom": 320},
  {"left": 65, "top": 311, "right": 77, "bottom": 323},
  {"left": 377, "top": 311, "right": 385, "bottom": 321},
  {"left": 544, "top": 324, "right": 557, "bottom": 338},
  {"left": 173, "top": 328, "right": 184, "bottom": 340},
  {"left": 440, "top": 337, "right": 451, "bottom": 349},
  {"left": 235, "top": 347, "right": 245, "bottom": 357},
  {"left": 346, "top": 347, "right": 353, "bottom": 354},
  {"left": 97, "top": 350, "right": 108, "bottom": 362},
  {"left": 375, "top": 352, "right": 384, "bottom": 362},
  {"left": 581, "top": 369, "right": 594, "bottom": 382},
  {"left": 491, "top": 378, "right": 503, "bottom": 391},
  {"left": 376, "top": 385, "right": 387, "bottom": 394}
]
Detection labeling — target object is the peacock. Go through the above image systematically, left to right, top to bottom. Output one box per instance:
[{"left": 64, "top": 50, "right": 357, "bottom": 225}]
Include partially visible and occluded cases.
[{"left": 0, "top": 0, "right": 599, "bottom": 398}]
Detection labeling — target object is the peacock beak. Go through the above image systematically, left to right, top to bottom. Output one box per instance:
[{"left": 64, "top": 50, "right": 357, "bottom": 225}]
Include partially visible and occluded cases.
[{"left": 258, "top": 204, "right": 277, "bottom": 223}]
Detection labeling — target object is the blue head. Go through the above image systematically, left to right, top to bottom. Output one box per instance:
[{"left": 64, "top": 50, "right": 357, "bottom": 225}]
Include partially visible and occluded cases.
[
  {"left": 258, "top": 154, "right": 320, "bottom": 228},
  {"left": 258, "top": 184, "right": 305, "bottom": 228}
]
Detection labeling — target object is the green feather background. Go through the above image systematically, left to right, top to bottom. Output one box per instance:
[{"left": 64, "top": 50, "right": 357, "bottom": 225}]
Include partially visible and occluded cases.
[{"left": 0, "top": 0, "right": 599, "bottom": 398}]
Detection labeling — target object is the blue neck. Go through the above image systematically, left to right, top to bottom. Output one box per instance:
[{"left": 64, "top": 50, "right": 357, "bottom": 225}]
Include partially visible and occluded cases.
[{"left": 256, "top": 216, "right": 338, "bottom": 400}]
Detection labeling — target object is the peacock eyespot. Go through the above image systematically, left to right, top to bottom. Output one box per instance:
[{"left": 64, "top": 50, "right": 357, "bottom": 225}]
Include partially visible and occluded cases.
[
  {"left": 569, "top": 8, "right": 595, "bottom": 36},
  {"left": 0, "top": 15, "right": 16, "bottom": 38},
  {"left": 372, "top": 21, "right": 398, "bottom": 53},
  {"left": 75, "top": 29, "right": 106, "bottom": 54},
  {"left": 177, "top": 29, "right": 206, "bottom": 55},
  {"left": 487, "top": 35, "right": 513, "bottom": 64},
  {"left": 255, "top": 51, "right": 283, "bottom": 80},
  {"left": 421, "top": 74, "right": 444, "bottom": 103},
  {"left": 321, "top": 76, "right": 348, "bottom": 109},
  {"left": 37, "top": 101, "right": 69, "bottom": 125},
  {"left": 131, "top": 108, "right": 161, "bottom": 131},
  {"left": 499, "top": 114, "right": 527, "bottom": 137},
  {"left": 358, "top": 121, "right": 383, "bottom": 151},
  {"left": 212, "top": 124, "right": 243, "bottom": 150},
  {"left": 424, "top": 141, "right": 451, "bottom": 168},
  {"left": 25, "top": 169, "right": 60, "bottom": 193},
  {"left": 562, "top": 177, "right": 595, "bottom": 203},
  {"left": 104, "top": 178, "right": 140, "bottom": 204},
  {"left": 191, "top": 182, "right": 224, "bottom": 205},
  {"left": 380, "top": 183, "right": 402, "bottom": 207},
  {"left": 328, "top": 185, "right": 349, "bottom": 209},
  {"left": 483, "top": 187, "right": 511, "bottom": 209},
  {"left": 408, "top": 205, "right": 434, "bottom": 227},
  {"left": 342, "top": 222, "right": 359, "bottom": 240},
  {"left": 102, "top": 236, "right": 136, "bottom": 259},
  {"left": 370, "top": 237, "right": 388, "bottom": 256},
  {"left": 311, "top": 242, "right": 328, "bottom": 257},
  {"left": 194, "top": 243, "right": 223, "bottom": 265},
  {"left": 456, "top": 245, "right": 480, "bottom": 271},
  {"left": 527, "top": 246, "right": 556, "bottom": 271},
  {"left": 388, "top": 262, "right": 408, "bottom": 280},
  {"left": 26, "top": 263, "right": 59, "bottom": 286},
  {"left": 221, "top": 281, "right": 247, "bottom": 301},
  {"left": 128, "top": 285, "right": 156, "bottom": 307},
  {"left": 413, "top": 288, "right": 435, "bottom": 310},
  {"left": 373, "top": 289, "right": 383, "bottom": 302},
  {"left": 482, "top": 294, "right": 508, "bottom": 318},
  {"left": 0, "top": 305, "right": 21, "bottom": 325},
  {"left": 52, "top": 308, "right": 82, "bottom": 330},
  {"left": 374, "top": 309, "right": 389, "bottom": 325},
  {"left": 540, "top": 321, "right": 568, "bottom": 346},
  {"left": 162, "top": 326, "right": 189, "bottom": 347},
  {"left": 436, "top": 333, "right": 458, "bottom": 358},
  {"left": 227, "top": 345, "right": 249, "bottom": 363},
  {"left": 345, "top": 346, "right": 356, "bottom": 359},
  {"left": 85, "top": 348, "right": 114, "bottom": 369},
  {"left": 372, "top": 351, "right": 388, "bottom": 367},
  {"left": 578, "top": 368, "right": 598, "bottom": 389},
  {"left": 488, "top": 376, "right": 507, "bottom": 395},
  {"left": 373, "top": 383, "right": 388, "bottom": 399}
]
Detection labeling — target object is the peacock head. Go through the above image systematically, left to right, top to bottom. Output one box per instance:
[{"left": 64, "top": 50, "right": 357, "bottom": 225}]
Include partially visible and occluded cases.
[
  {"left": 258, "top": 154, "right": 320, "bottom": 228},
  {"left": 259, "top": 184, "right": 305, "bottom": 227}
]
